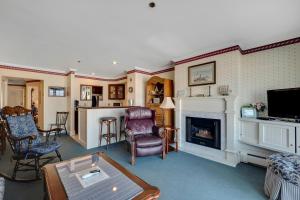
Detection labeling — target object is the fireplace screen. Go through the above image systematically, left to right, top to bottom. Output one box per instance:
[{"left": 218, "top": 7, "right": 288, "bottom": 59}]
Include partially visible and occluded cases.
[{"left": 186, "top": 117, "right": 221, "bottom": 149}]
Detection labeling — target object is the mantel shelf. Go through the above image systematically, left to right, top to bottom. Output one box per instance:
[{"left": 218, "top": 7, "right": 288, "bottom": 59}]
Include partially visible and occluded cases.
[{"left": 174, "top": 95, "right": 236, "bottom": 101}]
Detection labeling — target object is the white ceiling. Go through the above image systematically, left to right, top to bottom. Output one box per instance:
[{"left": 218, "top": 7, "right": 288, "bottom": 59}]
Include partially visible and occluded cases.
[{"left": 0, "top": 0, "right": 299, "bottom": 77}]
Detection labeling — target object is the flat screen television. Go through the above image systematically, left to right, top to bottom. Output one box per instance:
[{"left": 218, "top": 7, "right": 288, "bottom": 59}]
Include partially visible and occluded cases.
[{"left": 267, "top": 87, "right": 300, "bottom": 119}]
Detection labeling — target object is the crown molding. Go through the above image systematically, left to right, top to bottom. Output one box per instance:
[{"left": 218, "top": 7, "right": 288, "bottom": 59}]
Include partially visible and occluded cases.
[
  {"left": 1, "top": 37, "right": 299, "bottom": 79},
  {"left": 174, "top": 37, "right": 300, "bottom": 65},
  {"left": 241, "top": 37, "right": 300, "bottom": 54},
  {"left": 0, "top": 63, "right": 67, "bottom": 76},
  {"left": 0, "top": 63, "right": 127, "bottom": 81},
  {"left": 127, "top": 66, "right": 175, "bottom": 75},
  {"left": 75, "top": 74, "right": 127, "bottom": 81}
]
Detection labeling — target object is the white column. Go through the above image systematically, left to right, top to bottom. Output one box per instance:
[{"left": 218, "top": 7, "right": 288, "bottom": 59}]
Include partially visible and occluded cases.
[
  {"left": 67, "top": 71, "right": 76, "bottom": 135},
  {"left": 0, "top": 78, "right": 8, "bottom": 107},
  {"left": 224, "top": 95, "right": 239, "bottom": 165}
]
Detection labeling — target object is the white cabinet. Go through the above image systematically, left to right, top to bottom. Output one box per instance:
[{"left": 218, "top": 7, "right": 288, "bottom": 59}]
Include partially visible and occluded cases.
[
  {"left": 239, "top": 118, "right": 299, "bottom": 154},
  {"left": 240, "top": 121, "right": 259, "bottom": 145},
  {"left": 259, "top": 123, "right": 295, "bottom": 153},
  {"left": 297, "top": 127, "right": 300, "bottom": 155}
]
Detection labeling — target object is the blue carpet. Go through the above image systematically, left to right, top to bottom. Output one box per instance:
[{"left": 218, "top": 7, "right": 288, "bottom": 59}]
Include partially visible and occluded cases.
[{"left": 0, "top": 136, "right": 267, "bottom": 200}]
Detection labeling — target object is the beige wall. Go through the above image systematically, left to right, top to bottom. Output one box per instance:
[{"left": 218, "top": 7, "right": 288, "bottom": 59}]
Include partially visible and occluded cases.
[
  {"left": 0, "top": 68, "right": 68, "bottom": 129},
  {"left": 126, "top": 70, "right": 175, "bottom": 107},
  {"left": 153, "top": 70, "right": 174, "bottom": 80},
  {"left": 125, "top": 72, "right": 149, "bottom": 107},
  {"left": 133, "top": 73, "right": 150, "bottom": 107},
  {"left": 74, "top": 77, "right": 127, "bottom": 107},
  {"left": 26, "top": 81, "right": 40, "bottom": 109},
  {"left": 7, "top": 85, "right": 25, "bottom": 107}
]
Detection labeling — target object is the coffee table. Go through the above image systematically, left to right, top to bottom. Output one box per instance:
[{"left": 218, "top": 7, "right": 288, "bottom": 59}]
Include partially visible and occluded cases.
[{"left": 42, "top": 152, "right": 160, "bottom": 200}]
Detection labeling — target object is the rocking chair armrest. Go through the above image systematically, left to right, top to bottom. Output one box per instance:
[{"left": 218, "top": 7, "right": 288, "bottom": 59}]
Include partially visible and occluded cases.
[
  {"left": 38, "top": 128, "right": 62, "bottom": 133},
  {"left": 8, "top": 134, "right": 36, "bottom": 142}
]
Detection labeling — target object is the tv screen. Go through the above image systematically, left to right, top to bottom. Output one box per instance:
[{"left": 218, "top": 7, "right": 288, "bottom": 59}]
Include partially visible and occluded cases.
[{"left": 267, "top": 88, "right": 300, "bottom": 119}]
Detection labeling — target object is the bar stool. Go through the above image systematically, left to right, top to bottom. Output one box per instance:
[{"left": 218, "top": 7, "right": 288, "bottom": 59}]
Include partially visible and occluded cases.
[
  {"left": 119, "top": 116, "right": 125, "bottom": 141},
  {"left": 99, "top": 117, "right": 117, "bottom": 150}
]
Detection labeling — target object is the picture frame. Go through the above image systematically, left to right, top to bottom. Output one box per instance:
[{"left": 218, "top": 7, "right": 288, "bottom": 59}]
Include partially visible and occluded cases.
[
  {"left": 188, "top": 61, "right": 216, "bottom": 86},
  {"left": 108, "top": 84, "right": 125, "bottom": 100},
  {"left": 80, "top": 85, "right": 92, "bottom": 100},
  {"left": 241, "top": 106, "right": 257, "bottom": 118}
]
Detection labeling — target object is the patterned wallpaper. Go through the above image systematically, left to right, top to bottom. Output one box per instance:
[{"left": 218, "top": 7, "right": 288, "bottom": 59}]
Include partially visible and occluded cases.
[
  {"left": 175, "top": 43, "right": 300, "bottom": 109},
  {"left": 240, "top": 43, "right": 300, "bottom": 106},
  {"left": 174, "top": 51, "right": 241, "bottom": 97}
]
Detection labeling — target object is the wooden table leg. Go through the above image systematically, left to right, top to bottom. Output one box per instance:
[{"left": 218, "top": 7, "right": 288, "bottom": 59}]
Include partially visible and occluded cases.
[
  {"left": 175, "top": 128, "right": 178, "bottom": 152},
  {"left": 165, "top": 129, "right": 169, "bottom": 154}
]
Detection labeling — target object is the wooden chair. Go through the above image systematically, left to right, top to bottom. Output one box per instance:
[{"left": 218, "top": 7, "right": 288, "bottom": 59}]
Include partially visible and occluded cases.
[
  {"left": 1, "top": 106, "right": 63, "bottom": 181},
  {"left": 50, "top": 112, "right": 69, "bottom": 135},
  {"left": 0, "top": 120, "right": 5, "bottom": 155}
]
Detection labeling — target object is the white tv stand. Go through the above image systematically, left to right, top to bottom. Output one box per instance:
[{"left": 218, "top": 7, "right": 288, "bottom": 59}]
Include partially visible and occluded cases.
[{"left": 239, "top": 118, "right": 300, "bottom": 155}]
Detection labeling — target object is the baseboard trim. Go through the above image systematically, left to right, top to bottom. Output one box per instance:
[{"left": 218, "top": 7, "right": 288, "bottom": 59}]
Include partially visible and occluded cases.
[{"left": 179, "top": 146, "right": 239, "bottom": 167}]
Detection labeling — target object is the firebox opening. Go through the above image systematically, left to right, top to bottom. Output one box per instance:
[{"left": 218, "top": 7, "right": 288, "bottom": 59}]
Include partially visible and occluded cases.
[{"left": 186, "top": 117, "right": 221, "bottom": 150}]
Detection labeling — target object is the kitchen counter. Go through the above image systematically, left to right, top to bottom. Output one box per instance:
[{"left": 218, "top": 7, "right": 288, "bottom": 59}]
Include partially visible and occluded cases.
[
  {"left": 78, "top": 106, "right": 134, "bottom": 109},
  {"left": 77, "top": 107, "right": 127, "bottom": 149}
]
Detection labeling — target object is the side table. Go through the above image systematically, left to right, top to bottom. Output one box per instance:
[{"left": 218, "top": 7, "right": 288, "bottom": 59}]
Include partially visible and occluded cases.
[{"left": 164, "top": 127, "right": 179, "bottom": 153}]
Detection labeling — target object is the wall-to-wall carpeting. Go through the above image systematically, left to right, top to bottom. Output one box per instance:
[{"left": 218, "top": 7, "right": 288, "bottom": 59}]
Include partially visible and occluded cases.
[{"left": 0, "top": 136, "right": 267, "bottom": 200}]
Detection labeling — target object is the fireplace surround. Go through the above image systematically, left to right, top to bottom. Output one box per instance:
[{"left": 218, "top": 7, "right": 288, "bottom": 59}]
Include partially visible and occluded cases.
[
  {"left": 175, "top": 96, "right": 238, "bottom": 166},
  {"left": 186, "top": 117, "right": 221, "bottom": 149}
]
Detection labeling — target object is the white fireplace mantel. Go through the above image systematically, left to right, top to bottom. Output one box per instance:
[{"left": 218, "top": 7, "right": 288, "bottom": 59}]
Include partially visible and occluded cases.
[{"left": 174, "top": 95, "right": 239, "bottom": 167}]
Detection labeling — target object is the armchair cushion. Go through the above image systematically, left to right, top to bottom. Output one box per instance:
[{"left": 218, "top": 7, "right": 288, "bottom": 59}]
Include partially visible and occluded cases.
[
  {"left": 127, "top": 107, "right": 153, "bottom": 120},
  {"left": 126, "top": 119, "right": 154, "bottom": 135},
  {"left": 135, "top": 135, "right": 162, "bottom": 148}
]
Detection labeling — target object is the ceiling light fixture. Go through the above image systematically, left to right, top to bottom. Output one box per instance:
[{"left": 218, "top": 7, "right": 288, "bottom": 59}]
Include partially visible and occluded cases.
[
  {"left": 149, "top": 2, "right": 156, "bottom": 8},
  {"left": 112, "top": 61, "right": 118, "bottom": 65}
]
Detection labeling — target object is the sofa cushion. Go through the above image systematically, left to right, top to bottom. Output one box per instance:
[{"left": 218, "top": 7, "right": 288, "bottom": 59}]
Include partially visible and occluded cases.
[
  {"left": 135, "top": 135, "right": 162, "bottom": 148},
  {"left": 267, "top": 153, "right": 300, "bottom": 186},
  {"left": 0, "top": 177, "right": 4, "bottom": 200}
]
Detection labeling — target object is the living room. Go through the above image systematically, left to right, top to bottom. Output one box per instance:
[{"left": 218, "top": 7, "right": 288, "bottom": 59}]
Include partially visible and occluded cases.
[{"left": 0, "top": 1, "right": 299, "bottom": 200}]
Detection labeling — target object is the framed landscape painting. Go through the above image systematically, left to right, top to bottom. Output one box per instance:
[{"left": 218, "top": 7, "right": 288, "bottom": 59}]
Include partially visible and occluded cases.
[{"left": 188, "top": 61, "right": 216, "bottom": 86}]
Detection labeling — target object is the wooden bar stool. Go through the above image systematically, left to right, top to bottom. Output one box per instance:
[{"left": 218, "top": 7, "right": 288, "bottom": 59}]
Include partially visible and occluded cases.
[{"left": 99, "top": 117, "right": 117, "bottom": 150}]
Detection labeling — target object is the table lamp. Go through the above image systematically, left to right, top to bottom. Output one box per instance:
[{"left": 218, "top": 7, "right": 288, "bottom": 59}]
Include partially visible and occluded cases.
[{"left": 160, "top": 97, "right": 175, "bottom": 127}]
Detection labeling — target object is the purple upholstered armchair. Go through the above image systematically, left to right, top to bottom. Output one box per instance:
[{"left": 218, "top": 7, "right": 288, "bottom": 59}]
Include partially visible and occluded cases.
[{"left": 125, "top": 107, "right": 165, "bottom": 165}]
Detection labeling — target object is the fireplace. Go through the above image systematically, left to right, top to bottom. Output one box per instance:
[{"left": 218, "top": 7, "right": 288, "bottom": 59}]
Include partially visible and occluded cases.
[{"left": 186, "top": 117, "right": 221, "bottom": 149}]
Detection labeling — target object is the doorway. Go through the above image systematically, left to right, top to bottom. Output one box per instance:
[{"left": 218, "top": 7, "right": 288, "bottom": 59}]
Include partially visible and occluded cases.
[
  {"left": 2, "top": 77, "right": 44, "bottom": 128},
  {"left": 7, "top": 84, "right": 25, "bottom": 107}
]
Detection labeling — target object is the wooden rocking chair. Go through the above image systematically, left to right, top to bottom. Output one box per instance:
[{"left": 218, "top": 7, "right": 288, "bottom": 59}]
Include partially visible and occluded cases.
[{"left": 1, "top": 106, "right": 63, "bottom": 181}]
